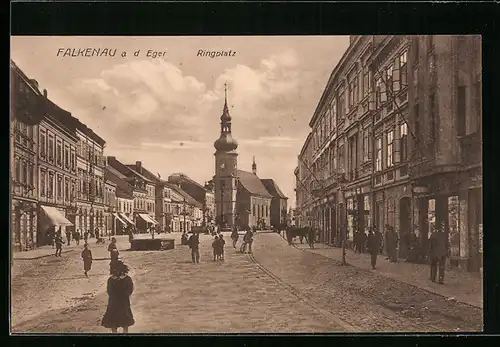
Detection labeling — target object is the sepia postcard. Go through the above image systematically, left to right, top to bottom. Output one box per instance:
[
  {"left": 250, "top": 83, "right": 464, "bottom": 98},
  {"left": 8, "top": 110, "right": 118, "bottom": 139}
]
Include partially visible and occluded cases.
[{"left": 10, "top": 35, "right": 482, "bottom": 333}]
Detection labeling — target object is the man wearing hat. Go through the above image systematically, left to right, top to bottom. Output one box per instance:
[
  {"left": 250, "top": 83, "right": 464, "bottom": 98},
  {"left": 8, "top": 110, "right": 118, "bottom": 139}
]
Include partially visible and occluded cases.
[{"left": 429, "top": 221, "right": 448, "bottom": 284}]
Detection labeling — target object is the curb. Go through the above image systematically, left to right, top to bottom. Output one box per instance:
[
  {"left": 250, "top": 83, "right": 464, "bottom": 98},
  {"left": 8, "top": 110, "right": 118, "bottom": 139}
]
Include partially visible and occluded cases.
[{"left": 13, "top": 249, "right": 75, "bottom": 260}]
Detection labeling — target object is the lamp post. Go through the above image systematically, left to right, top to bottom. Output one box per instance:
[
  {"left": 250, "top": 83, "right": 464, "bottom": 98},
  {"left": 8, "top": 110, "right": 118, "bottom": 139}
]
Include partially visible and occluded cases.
[
  {"left": 220, "top": 180, "right": 225, "bottom": 229},
  {"left": 183, "top": 198, "right": 187, "bottom": 233}
]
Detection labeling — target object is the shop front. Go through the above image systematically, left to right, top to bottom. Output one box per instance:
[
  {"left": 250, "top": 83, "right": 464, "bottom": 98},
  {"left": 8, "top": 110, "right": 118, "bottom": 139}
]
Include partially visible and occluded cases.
[
  {"left": 412, "top": 171, "right": 482, "bottom": 271},
  {"left": 12, "top": 199, "right": 38, "bottom": 252},
  {"left": 38, "top": 204, "right": 73, "bottom": 246}
]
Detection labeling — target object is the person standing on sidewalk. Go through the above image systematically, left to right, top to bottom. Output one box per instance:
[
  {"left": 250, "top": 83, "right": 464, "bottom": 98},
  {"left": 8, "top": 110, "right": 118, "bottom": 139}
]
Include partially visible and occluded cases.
[
  {"left": 429, "top": 222, "right": 448, "bottom": 284},
  {"left": 388, "top": 226, "right": 399, "bottom": 263},
  {"left": 231, "top": 227, "right": 239, "bottom": 249},
  {"left": 307, "top": 227, "right": 315, "bottom": 249},
  {"left": 367, "top": 228, "right": 380, "bottom": 270},
  {"left": 65, "top": 229, "right": 71, "bottom": 246},
  {"left": 74, "top": 229, "right": 81, "bottom": 246},
  {"left": 84, "top": 230, "right": 89, "bottom": 243},
  {"left": 54, "top": 231, "right": 63, "bottom": 257},
  {"left": 188, "top": 231, "right": 200, "bottom": 264},
  {"left": 359, "top": 231, "right": 367, "bottom": 254},
  {"left": 212, "top": 235, "right": 220, "bottom": 261},
  {"left": 82, "top": 243, "right": 93, "bottom": 277},
  {"left": 101, "top": 260, "right": 135, "bottom": 333}
]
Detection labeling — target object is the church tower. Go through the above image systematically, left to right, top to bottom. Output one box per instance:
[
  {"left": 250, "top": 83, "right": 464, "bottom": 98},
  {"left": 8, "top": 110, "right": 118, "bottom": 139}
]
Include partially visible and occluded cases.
[
  {"left": 213, "top": 84, "right": 238, "bottom": 230},
  {"left": 252, "top": 156, "right": 257, "bottom": 175}
]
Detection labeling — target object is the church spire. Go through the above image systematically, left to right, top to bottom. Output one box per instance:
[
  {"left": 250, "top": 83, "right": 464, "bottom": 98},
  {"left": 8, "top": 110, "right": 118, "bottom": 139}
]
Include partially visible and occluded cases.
[
  {"left": 214, "top": 82, "right": 238, "bottom": 152},
  {"left": 220, "top": 82, "right": 231, "bottom": 123},
  {"left": 252, "top": 156, "right": 257, "bottom": 175}
]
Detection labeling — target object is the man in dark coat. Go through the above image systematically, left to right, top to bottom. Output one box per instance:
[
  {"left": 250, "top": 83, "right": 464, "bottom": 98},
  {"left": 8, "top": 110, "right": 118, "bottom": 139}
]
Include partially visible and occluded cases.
[
  {"left": 429, "top": 222, "right": 448, "bottom": 284},
  {"left": 388, "top": 226, "right": 399, "bottom": 262},
  {"left": 307, "top": 227, "right": 315, "bottom": 249},
  {"left": 367, "top": 228, "right": 381, "bottom": 270},
  {"left": 65, "top": 229, "right": 71, "bottom": 246},
  {"left": 54, "top": 231, "right": 64, "bottom": 257},
  {"left": 188, "top": 232, "right": 200, "bottom": 264}
]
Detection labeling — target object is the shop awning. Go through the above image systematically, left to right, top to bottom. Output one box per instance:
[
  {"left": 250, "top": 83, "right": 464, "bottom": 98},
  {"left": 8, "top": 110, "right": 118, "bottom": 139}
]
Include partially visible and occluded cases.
[
  {"left": 40, "top": 206, "right": 73, "bottom": 229},
  {"left": 113, "top": 213, "right": 127, "bottom": 226},
  {"left": 120, "top": 213, "right": 134, "bottom": 225},
  {"left": 138, "top": 213, "right": 158, "bottom": 224},
  {"left": 147, "top": 215, "right": 159, "bottom": 225}
]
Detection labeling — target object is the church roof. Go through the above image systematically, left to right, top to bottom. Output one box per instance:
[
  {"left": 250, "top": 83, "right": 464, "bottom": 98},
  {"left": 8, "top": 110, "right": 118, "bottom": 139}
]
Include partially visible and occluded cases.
[
  {"left": 237, "top": 170, "right": 273, "bottom": 198},
  {"left": 260, "top": 179, "right": 288, "bottom": 199}
]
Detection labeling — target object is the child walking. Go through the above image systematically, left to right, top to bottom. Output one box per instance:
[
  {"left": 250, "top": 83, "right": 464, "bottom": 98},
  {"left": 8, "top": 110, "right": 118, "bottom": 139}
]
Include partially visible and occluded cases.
[{"left": 81, "top": 243, "right": 93, "bottom": 277}]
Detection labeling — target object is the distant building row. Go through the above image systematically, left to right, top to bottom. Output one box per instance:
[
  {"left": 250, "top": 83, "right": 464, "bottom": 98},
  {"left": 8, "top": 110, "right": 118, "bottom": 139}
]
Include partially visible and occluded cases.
[{"left": 10, "top": 60, "right": 215, "bottom": 252}]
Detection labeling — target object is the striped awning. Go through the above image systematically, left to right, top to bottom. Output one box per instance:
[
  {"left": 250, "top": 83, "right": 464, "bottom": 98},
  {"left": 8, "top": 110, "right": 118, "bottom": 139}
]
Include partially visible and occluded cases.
[
  {"left": 40, "top": 206, "right": 73, "bottom": 229},
  {"left": 113, "top": 213, "right": 127, "bottom": 226},
  {"left": 119, "top": 213, "right": 134, "bottom": 225},
  {"left": 138, "top": 213, "right": 158, "bottom": 225},
  {"left": 147, "top": 215, "right": 159, "bottom": 225}
]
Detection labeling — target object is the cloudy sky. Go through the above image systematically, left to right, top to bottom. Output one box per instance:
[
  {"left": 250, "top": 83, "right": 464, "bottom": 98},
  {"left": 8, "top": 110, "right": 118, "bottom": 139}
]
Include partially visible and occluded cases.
[{"left": 11, "top": 36, "right": 349, "bottom": 207}]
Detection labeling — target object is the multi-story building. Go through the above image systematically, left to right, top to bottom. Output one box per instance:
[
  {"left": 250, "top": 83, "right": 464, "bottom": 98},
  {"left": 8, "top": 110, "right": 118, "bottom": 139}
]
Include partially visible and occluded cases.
[
  {"left": 295, "top": 35, "right": 482, "bottom": 271},
  {"left": 11, "top": 61, "right": 43, "bottom": 251},
  {"left": 37, "top": 91, "right": 79, "bottom": 246},
  {"left": 73, "top": 125, "right": 106, "bottom": 236},
  {"left": 107, "top": 157, "right": 157, "bottom": 232},
  {"left": 105, "top": 165, "right": 135, "bottom": 234},
  {"left": 130, "top": 165, "right": 174, "bottom": 232},
  {"left": 168, "top": 173, "right": 216, "bottom": 227},
  {"left": 103, "top": 178, "right": 117, "bottom": 236},
  {"left": 167, "top": 182, "right": 203, "bottom": 232}
]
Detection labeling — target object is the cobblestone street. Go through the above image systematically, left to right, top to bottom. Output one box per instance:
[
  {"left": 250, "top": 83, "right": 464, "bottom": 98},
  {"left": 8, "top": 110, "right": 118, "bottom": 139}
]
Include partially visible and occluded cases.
[{"left": 11, "top": 232, "right": 482, "bottom": 333}]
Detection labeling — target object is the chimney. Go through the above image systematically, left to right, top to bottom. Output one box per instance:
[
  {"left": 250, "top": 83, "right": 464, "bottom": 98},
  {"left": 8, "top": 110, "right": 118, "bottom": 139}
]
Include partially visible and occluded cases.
[
  {"left": 30, "top": 79, "right": 39, "bottom": 90},
  {"left": 43, "top": 89, "right": 48, "bottom": 97},
  {"left": 252, "top": 156, "right": 257, "bottom": 175},
  {"left": 135, "top": 161, "right": 142, "bottom": 173}
]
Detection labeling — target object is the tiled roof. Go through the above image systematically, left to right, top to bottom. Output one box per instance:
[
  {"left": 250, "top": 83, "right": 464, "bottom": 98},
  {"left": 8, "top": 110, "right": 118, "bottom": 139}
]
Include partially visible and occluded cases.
[
  {"left": 124, "top": 165, "right": 155, "bottom": 184},
  {"left": 237, "top": 170, "right": 272, "bottom": 198},
  {"left": 260, "top": 179, "right": 288, "bottom": 199},
  {"left": 165, "top": 182, "right": 203, "bottom": 208},
  {"left": 116, "top": 187, "right": 134, "bottom": 200}
]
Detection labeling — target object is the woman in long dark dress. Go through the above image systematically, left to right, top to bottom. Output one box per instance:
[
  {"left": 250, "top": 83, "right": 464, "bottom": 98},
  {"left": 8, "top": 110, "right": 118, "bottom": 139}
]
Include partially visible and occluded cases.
[{"left": 101, "top": 260, "right": 135, "bottom": 333}]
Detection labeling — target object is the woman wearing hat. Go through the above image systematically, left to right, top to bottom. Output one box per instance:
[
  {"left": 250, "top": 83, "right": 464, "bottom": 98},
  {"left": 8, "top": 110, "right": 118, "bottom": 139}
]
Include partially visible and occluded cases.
[{"left": 101, "top": 260, "right": 135, "bottom": 333}]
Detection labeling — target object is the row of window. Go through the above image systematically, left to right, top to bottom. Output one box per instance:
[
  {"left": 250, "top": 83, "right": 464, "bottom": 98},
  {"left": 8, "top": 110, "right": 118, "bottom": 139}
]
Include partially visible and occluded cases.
[
  {"left": 312, "top": 49, "right": 409, "bottom": 153},
  {"left": 14, "top": 121, "right": 35, "bottom": 151},
  {"left": 308, "top": 121, "right": 410, "bottom": 182},
  {"left": 39, "top": 128, "right": 77, "bottom": 173},
  {"left": 77, "top": 141, "right": 105, "bottom": 167},
  {"left": 13, "top": 157, "right": 35, "bottom": 187},
  {"left": 39, "top": 168, "right": 77, "bottom": 202},
  {"left": 77, "top": 168, "right": 105, "bottom": 200},
  {"left": 134, "top": 197, "right": 155, "bottom": 213},
  {"left": 118, "top": 200, "right": 133, "bottom": 214},
  {"left": 252, "top": 203, "right": 269, "bottom": 218}
]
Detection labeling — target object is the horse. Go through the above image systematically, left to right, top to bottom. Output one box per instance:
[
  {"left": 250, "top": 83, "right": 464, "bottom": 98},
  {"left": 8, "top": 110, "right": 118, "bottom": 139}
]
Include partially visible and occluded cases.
[{"left": 285, "top": 226, "right": 313, "bottom": 247}]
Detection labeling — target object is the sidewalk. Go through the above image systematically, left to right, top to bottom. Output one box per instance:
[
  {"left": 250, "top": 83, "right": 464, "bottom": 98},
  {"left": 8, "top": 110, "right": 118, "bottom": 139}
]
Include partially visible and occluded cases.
[
  {"left": 12, "top": 235, "right": 131, "bottom": 260},
  {"left": 293, "top": 241, "right": 482, "bottom": 308}
]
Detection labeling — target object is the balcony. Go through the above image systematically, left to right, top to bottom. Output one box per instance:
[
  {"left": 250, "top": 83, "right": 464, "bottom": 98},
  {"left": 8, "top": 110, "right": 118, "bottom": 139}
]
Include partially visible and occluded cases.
[{"left": 460, "top": 132, "right": 481, "bottom": 167}]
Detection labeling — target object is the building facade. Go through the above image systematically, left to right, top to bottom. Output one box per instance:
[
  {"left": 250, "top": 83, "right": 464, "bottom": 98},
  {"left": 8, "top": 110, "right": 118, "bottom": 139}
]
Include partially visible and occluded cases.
[
  {"left": 294, "top": 35, "right": 482, "bottom": 271},
  {"left": 11, "top": 61, "right": 42, "bottom": 251},
  {"left": 37, "top": 95, "right": 79, "bottom": 246},
  {"left": 74, "top": 127, "right": 106, "bottom": 236},
  {"left": 168, "top": 173, "right": 215, "bottom": 227},
  {"left": 104, "top": 178, "right": 117, "bottom": 236}
]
